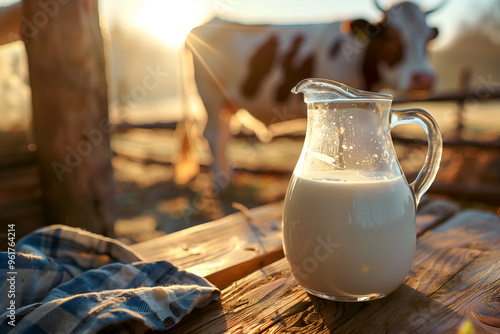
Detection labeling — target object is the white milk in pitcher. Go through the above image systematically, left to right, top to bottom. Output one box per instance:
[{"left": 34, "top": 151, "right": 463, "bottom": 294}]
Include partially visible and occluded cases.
[{"left": 282, "top": 171, "right": 416, "bottom": 300}]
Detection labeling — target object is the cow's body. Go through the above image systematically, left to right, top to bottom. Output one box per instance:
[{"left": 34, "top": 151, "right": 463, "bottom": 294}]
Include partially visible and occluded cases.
[
  {"left": 182, "top": 1, "right": 441, "bottom": 188},
  {"left": 188, "top": 19, "right": 366, "bottom": 125}
]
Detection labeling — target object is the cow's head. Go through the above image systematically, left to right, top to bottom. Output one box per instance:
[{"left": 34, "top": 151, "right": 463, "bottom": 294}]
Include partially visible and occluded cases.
[{"left": 350, "top": 1, "right": 443, "bottom": 95}]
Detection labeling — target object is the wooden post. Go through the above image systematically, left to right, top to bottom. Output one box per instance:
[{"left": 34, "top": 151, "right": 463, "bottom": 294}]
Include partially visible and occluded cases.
[{"left": 23, "top": 0, "right": 115, "bottom": 235}]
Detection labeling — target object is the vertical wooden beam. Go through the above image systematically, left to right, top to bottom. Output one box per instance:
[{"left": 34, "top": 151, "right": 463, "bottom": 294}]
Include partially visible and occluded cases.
[{"left": 23, "top": 0, "right": 114, "bottom": 235}]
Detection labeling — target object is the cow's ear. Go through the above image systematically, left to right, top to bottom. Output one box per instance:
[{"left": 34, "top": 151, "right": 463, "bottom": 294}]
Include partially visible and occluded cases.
[{"left": 348, "top": 19, "right": 379, "bottom": 39}]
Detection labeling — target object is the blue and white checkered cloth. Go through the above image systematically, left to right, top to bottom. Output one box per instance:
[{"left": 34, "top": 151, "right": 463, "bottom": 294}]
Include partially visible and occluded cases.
[{"left": 0, "top": 225, "right": 220, "bottom": 333}]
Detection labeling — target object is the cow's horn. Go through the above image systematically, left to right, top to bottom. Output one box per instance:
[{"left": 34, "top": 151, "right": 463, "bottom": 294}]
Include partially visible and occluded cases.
[
  {"left": 373, "top": 0, "right": 386, "bottom": 12},
  {"left": 425, "top": 0, "right": 449, "bottom": 14}
]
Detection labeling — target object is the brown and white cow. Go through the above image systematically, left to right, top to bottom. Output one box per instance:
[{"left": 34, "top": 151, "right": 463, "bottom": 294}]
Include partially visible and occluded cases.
[{"left": 181, "top": 1, "right": 444, "bottom": 189}]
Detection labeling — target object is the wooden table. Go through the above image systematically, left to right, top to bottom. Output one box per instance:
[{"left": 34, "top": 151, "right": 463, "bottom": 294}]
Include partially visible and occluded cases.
[{"left": 131, "top": 198, "right": 500, "bottom": 333}]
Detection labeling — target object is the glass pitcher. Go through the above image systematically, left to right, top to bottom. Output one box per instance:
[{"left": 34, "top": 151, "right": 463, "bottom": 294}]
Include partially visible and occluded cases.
[{"left": 283, "top": 78, "right": 442, "bottom": 302}]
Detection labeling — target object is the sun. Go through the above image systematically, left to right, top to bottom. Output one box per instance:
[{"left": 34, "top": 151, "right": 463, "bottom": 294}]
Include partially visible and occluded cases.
[{"left": 136, "top": 0, "right": 207, "bottom": 48}]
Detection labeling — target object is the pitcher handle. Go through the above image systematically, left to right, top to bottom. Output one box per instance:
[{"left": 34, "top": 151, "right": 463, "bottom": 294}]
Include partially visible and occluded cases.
[{"left": 391, "top": 108, "right": 443, "bottom": 205}]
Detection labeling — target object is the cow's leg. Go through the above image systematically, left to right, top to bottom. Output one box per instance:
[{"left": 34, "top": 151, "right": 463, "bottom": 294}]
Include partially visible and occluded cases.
[
  {"left": 204, "top": 101, "right": 238, "bottom": 191},
  {"left": 174, "top": 117, "right": 200, "bottom": 185}
]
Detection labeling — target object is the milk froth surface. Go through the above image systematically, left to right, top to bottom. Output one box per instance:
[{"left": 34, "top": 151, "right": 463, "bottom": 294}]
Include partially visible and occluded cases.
[{"left": 283, "top": 171, "right": 416, "bottom": 299}]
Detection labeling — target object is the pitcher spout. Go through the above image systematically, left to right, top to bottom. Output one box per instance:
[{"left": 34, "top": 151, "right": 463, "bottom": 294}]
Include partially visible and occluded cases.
[{"left": 292, "top": 78, "right": 392, "bottom": 103}]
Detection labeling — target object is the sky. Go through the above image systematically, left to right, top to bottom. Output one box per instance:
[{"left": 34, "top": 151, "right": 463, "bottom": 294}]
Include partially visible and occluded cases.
[
  {"left": 1, "top": 0, "right": 495, "bottom": 50},
  {"left": 102, "top": 0, "right": 497, "bottom": 49}
]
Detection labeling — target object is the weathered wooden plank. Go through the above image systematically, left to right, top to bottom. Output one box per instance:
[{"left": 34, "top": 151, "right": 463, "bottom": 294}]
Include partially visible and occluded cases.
[
  {"left": 393, "top": 135, "right": 500, "bottom": 149},
  {"left": 0, "top": 150, "right": 37, "bottom": 168},
  {"left": 0, "top": 163, "right": 43, "bottom": 237},
  {"left": 0, "top": 166, "right": 40, "bottom": 202},
  {"left": 429, "top": 183, "right": 500, "bottom": 205},
  {"left": 0, "top": 197, "right": 43, "bottom": 221},
  {"left": 132, "top": 202, "right": 284, "bottom": 277},
  {"left": 168, "top": 209, "right": 500, "bottom": 333},
  {"left": 414, "top": 211, "right": 500, "bottom": 333},
  {"left": 415, "top": 213, "right": 451, "bottom": 236},
  {"left": 205, "top": 246, "right": 284, "bottom": 289},
  {"left": 171, "top": 249, "right": 480, "bottom": 333},
  {"left": 421, "top": 250, "right": 500, "bottom": 332}
]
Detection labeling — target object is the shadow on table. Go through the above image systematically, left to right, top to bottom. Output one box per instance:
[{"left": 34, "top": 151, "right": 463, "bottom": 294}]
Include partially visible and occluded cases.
[{"left": 301, "top": 284, "right": 477, "bottom": 333}]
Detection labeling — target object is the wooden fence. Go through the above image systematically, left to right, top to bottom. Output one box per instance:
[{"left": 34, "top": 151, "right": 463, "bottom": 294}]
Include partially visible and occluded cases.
[{"left": 112, "top": 88, "right": 500, "bottom": 205}]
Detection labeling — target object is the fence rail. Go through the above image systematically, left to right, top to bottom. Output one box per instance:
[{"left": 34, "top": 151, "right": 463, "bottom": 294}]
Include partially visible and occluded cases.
[
  {"left": 114, "top": 89, "right": 500, "bottom": 139},
  {"left": 393, "top": 90, "right": 500, "bottom": 104}
]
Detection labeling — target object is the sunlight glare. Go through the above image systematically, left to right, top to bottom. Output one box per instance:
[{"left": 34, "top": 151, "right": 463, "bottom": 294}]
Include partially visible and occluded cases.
[{"left": 136, "top": 0, "right": 207, "bottom": 47}]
